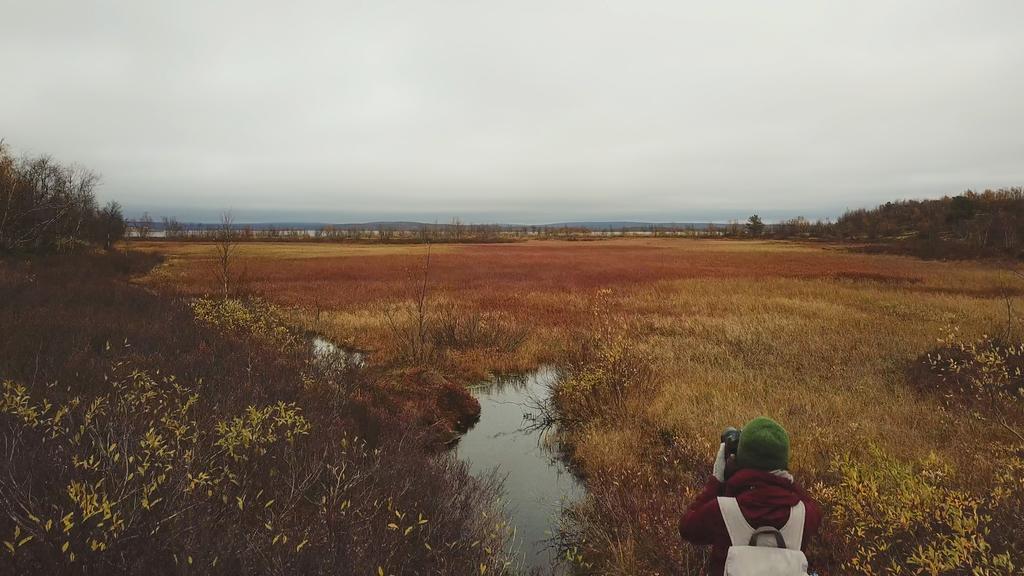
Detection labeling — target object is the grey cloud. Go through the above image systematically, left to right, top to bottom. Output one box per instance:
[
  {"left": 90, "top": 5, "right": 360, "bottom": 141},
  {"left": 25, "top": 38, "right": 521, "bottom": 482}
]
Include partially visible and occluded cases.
[{"left": 2, "top": 0, "right": 1022, "bottom": 223}]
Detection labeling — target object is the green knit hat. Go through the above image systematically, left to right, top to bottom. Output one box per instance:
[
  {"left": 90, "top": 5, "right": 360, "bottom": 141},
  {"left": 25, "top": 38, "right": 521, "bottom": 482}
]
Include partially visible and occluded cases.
[{"left": 736, "top": 417, "right": 790, "bottom": 471}]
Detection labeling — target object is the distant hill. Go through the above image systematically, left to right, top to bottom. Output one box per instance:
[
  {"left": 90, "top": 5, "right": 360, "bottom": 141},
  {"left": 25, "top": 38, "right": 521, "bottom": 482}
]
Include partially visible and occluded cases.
[{"left": 540, "top": 221, "right": 713, "bottom": 231}]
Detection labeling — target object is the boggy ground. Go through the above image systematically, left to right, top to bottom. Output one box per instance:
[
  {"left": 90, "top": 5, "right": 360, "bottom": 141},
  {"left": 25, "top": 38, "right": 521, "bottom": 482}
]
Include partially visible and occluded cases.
[
  {"left": 138, "top": 238, "right": 1023, "bottom": 574},
  {"left": 0, "top": 252, "right": 516, "bottom": 575}
]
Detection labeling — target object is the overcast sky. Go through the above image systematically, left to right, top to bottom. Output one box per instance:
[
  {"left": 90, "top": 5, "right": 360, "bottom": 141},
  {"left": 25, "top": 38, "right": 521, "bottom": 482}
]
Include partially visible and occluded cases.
[{"left": 2, "top": 1, "right": 1022, "bottom": 223}]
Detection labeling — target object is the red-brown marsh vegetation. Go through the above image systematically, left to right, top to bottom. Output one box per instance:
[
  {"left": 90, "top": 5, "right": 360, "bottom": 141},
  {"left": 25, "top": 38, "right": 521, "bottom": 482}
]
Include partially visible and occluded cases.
[{"left": 139, "top": 238, "right": 1024, "bottom": 574}]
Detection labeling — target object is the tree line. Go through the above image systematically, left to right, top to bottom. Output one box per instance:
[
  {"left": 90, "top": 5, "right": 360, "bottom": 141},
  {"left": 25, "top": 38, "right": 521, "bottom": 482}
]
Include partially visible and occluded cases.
[
  {"left": 0, "top": 142, "right": 125, "bottom": 253},
  {"left": 134, "top": 187, "right": 1024, "bottom": 256},
  {"left": 731, "top": 188, "right": 1024, "bottom": 257},
  {"left": 833, "top": 188, "right": 1024, "bottom": 248},
  {"left": 151, "top": 219, "right": 513, "bottom": 244}
]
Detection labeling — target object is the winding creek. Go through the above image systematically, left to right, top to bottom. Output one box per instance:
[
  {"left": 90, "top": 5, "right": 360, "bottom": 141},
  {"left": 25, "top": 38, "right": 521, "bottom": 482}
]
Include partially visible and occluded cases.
[
  {"left": 311, "top": 337, "right": 582, "bottom": 574},
  {"left": 456, "top": 367, "right": 583, "bottom": 573}
]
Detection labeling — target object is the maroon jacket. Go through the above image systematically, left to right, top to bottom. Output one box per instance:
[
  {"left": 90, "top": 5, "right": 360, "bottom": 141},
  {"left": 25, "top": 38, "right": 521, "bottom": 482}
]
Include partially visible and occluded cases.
[{"left": 678, "top": 469, "right": 822, "bottom": 576}]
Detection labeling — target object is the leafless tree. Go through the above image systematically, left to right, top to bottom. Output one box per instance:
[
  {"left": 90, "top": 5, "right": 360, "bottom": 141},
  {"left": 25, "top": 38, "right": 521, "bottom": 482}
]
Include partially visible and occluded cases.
[
  {"left": 0, "top": 142, "right": 105, "bottom": 253},
  {"left": 216, "top": 211, "right": 237, "bottom": 299},
  {"left": 134, "top": 212, "right": 153, "bottom": 239},
  {"left": 161, "top": 216, "right": 185, "bottom": 238},
  {"left": 384, "top": 242, "right": 434, "bottom": 363}
]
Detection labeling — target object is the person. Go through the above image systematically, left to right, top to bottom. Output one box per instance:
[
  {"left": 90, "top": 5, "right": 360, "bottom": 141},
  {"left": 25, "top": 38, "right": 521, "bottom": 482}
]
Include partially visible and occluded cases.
[{"left": 678, "top": 417, "right": 821, "bottom": 576}]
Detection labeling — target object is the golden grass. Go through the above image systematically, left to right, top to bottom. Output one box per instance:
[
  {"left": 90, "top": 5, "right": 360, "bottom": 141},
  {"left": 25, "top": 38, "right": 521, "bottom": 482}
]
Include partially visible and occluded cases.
[
  {"left": 138, "top": 239, "right": 1014, "bottom": 461},
  {"left": 584, "top": 276, "right": 1005, "bottom": 473}
]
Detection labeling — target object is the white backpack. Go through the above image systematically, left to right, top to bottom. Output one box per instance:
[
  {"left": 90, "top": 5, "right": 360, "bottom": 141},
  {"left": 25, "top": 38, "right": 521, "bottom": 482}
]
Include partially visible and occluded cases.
[{"left": 718, "top": 497, "right": 810, "bottom": 576}]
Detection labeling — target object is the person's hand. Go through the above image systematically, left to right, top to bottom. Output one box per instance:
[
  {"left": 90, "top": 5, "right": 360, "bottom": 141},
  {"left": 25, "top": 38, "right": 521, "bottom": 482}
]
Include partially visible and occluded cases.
[
  {"left": 712, "top": 442, "right": 727, "bottom": 482},
  {"left": 724, "top": 453, "right": 739, "bottom": 479}
]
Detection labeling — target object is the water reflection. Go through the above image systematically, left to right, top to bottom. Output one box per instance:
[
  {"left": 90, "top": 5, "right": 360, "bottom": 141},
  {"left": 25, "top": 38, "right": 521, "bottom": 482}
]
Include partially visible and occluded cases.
[
  {"left": 310, "top": 336, "right": 365, "bottom": 368},
  {"left": 455, "top": 367, "right": 583, "bottom": 574}
]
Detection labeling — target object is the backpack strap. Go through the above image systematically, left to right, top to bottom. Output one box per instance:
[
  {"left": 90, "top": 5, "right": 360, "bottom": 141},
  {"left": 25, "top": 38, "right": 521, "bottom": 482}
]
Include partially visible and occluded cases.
[
  {"left": 717, "top": 497, "right": 754, "bottom": 546},
  {"left": 719, "top": 497, "right": 806, "bottom": 550},
  {"left": 779, "top": 501, "right": 805, "bottom": 551}
]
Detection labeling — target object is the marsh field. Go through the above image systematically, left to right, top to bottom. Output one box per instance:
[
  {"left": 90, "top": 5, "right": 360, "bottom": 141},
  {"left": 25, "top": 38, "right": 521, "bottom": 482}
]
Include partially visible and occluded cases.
[
  {"left": 3, "top": 238, "right": 1022, "bottom": 575},
  {"left": 124, "top": 238, "right": 1022, "bottom": 574}
]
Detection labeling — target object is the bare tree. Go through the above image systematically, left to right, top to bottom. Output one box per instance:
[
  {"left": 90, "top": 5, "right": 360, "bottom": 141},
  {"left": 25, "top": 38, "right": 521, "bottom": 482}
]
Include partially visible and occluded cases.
[
  {"left": 0, "top": 142, "right": 106, "bottom": 253},
  {"left": 93, "top": 201, "right": 126, "bottom": 250},
  {"left": 216, "top": 211, "right": 237, "bottom": 299},
  {"left": 134, "top": 212, "right": 153, "bottom": 239},
  {"left": 162, "top": 216, "right": 185, "bottom": 238},
  {"left": 414, "top": 241, "right": 432, "bottom": 359},
  {"left": 384, "top": 242, "right": 434, "bottom": 363}
]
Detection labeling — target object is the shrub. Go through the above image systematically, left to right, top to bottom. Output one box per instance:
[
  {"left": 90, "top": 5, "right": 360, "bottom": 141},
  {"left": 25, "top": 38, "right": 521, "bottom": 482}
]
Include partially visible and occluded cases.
[
  {"left": 0, "top": 254, "right": 519, "bottom": 575},
  {"left": 553, "top": 289, "right": 656, "bottom": 427},
  {"left": 547, "top": 290, "right": 677, "bottom": 574},
  {"left": 191, "top": 297, "right": 300, "bottom": 350},
  {"left": 380, "top": 298, "right": 530, "bottom": 379},
  {"left": 431, "top": 303, "right": 530, "bottom": 355},
  {"left": 916, "top": 329, "right": 1024, "bottom": 441},
  {"left": 0, "top": 356, "right": 517, "bottom": 575},
  {"left": 557, "top": 433, "right": 710, "bottom": 576},
  {"left": 817, "top": 447, "right": 1019, "bottom": 575}
]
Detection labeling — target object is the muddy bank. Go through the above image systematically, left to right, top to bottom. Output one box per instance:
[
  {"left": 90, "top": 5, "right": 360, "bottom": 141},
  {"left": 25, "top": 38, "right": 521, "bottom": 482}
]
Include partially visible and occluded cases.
[{"left": 308, "top": 336, "right": 482, "bottom": 444}]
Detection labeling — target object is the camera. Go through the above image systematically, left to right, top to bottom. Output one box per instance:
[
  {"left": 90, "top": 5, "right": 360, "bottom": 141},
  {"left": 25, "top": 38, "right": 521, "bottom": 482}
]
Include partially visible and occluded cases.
[{"left": 721, "top": 427, "right": 740, "bottom": 456}]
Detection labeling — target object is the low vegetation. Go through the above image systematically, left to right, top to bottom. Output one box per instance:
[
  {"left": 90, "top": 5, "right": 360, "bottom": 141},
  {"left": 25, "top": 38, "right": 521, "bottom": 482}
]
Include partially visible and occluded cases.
[
  {"left": 7, "top": 182, "right": 1024, "bottom": 574},
  {"left": 137, "top": 238, "right": 1022, "bottom": 574},
  {"left": 0, "top": 252, "right": 517, "bottom": 575},
  {"left": 819, "top": 448, "right": 1020, "bottom": 575}
]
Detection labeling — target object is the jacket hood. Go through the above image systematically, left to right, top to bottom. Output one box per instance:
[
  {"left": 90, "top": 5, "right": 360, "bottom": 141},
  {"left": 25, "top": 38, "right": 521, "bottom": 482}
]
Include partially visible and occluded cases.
[{"left": 725, "top": 468, "right": 804, "bottom": 522}]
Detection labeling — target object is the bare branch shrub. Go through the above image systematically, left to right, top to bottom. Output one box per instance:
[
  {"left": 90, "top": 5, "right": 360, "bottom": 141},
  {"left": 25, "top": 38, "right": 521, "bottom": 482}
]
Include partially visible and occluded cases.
[{"left": 216, "top": 211, "right": 237, "bottom": 299}]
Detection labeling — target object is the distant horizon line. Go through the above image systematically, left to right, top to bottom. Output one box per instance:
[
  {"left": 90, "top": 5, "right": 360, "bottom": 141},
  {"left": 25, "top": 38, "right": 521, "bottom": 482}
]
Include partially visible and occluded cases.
[
  {"left": 113, "top": 185, "right": 1022, "bottom": 227},
  {"left": 124, "top": 218, "right": 822, "bottom": 229}
]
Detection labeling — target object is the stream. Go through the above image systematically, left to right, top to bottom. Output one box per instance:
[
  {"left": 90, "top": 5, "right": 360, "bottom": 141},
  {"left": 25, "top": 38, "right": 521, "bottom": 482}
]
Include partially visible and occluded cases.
[
  {"left": 310, "top": 337, "right": 582, "bottom": 573},
  {"left": 455, "top": 367, "right": 583, "bottom": 574}
]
